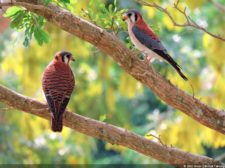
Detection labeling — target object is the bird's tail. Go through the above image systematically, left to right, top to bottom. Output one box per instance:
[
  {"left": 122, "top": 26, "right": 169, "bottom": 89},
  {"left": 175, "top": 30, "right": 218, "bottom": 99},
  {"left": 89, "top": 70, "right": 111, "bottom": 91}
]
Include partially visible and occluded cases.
[
  {"left": 166, "top": 55, "right": 188, "bottom": 81},
  {"left": 175, "top": 68, "right": 188, "bottom": 81},
  {"left": 51, "top": 115, "right": 63, "bottom": 132}
]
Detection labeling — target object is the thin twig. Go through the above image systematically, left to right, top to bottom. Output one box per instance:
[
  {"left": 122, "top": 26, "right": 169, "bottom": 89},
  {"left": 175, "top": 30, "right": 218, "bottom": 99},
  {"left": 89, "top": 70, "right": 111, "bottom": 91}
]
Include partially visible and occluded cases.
[
  {"left": 137, "top": 0, "right": 225, "bottom": 42},
  {"left": 190, "top": 84, "right": 195, "bottom": 98},
  {"left": 148, "top": 134, "right": 167, "bottom": 147}
]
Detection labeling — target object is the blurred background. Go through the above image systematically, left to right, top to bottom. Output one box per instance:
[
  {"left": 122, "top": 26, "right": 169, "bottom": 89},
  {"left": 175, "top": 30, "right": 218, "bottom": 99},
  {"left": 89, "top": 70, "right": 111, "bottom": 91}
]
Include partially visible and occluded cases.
[{"left": 0, "top": 0, "right": 225, "bottom": 164}]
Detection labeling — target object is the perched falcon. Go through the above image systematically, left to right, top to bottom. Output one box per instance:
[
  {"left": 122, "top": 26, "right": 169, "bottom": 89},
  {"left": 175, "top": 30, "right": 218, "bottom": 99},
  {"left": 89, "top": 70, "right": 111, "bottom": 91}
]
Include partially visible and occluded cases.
[
  {"left": 122, "top": 9, "right": 188, "bottom": 80},
  {"left": 42, "top": 51, "right": 75, "bottom": 132}
]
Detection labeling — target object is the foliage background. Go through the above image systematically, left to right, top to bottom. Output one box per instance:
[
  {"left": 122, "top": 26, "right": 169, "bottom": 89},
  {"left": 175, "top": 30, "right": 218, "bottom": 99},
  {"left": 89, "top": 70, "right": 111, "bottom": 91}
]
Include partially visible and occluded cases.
[{"left": 0, "top": 0, "right": 225, "bottom": 164}]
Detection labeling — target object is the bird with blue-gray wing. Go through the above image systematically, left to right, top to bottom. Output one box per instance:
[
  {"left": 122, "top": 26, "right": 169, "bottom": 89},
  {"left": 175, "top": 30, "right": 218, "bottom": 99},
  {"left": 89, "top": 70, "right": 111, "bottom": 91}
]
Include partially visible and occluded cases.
[{"left": 122, "top": 9, "right": 188, "bottom": 81}]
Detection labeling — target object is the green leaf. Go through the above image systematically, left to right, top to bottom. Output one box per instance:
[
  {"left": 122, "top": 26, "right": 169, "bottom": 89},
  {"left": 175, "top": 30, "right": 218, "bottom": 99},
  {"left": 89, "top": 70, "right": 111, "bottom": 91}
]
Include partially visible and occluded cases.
[
  {"left": 43, "top": 0, "right": 52, "bottom": 5},
  {"left": 59, "top": 0, "right": 70, "bottom": 4},
  {"left": 114, "top": 0, "right": 117, "bottom": 6},
  {"left": 99, "top": 3, "right": 107, "bottom": 13},
  {"left": 109, "top": 4, "right": 113, "bottom": 13},
  {"left": 4, "top": 6, "right": 22, "bottom": 18},
  {"left": 9, "top": 11, "right": 25, "bottom": 29},
  {"left": 37, "top": 16, "right": 45, "bottom": 26},
  {"left": 34, "top": 28, "right": 49, "bottom": 45},
  {"left": 23, "top": 36, "right": 30, "bottom": 47},
  {"left": 99, "top": 114, "right": 106, "bottom": 121}
]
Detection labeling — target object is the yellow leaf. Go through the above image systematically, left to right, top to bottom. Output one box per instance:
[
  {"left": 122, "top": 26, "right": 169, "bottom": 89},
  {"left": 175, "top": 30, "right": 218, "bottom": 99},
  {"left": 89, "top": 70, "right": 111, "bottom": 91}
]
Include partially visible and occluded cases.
[
  {"left": 186, "top": 0, "right": 206, "bottom": 10},
  {"left": 163, "top": 5, "right": 186, "bottom": 31},
  {"left": 142, "top": 6, "right": 155, "bottom": 19},
  {"left": 202, "top": 33, "right": 210, "bottom": 48},
  {"left": 203, "top": 33, "right": 225, "bottom": 71},
  {"left": 119, "top": 72, "right": 143, "bottom": 98},
  {"left": 106, "top": 86, "right": 115, "bottom": 112},
  {"left": 158, "top": 112, "right": 225, "bottom": 154},
  {"left": 105, "top": 143, "right": 126, "bottom": 152},
  {"left": 68, "top": 156, "right": 77, "bottom": 164}
]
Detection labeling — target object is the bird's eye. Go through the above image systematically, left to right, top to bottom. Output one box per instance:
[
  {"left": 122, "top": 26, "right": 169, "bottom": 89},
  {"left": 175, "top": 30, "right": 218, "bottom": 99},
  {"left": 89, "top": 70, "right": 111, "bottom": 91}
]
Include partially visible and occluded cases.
[{"left": 128, "top": 13, "right": 132, "bottom": 17}]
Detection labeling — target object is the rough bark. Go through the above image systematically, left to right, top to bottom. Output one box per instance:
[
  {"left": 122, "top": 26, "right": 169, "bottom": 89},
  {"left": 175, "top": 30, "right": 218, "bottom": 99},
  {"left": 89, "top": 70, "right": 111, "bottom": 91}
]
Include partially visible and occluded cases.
[{"left": 0, "top": 84, "right": 221, "bottom": 165}]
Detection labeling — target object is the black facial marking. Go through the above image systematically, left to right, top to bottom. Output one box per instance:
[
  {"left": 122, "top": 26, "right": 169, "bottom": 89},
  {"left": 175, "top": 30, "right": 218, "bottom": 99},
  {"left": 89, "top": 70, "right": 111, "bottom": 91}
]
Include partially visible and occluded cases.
[
  {"left": 126, "top": 9, "right": 141, "bottom": 21},
  {"left": 134, "top": 13, "right": 138, "bottom": 21},
  {"left": 59, "top": 51, "right": 72, "bottom": 63},
  {"left": 60, "top": 51, "right": 72, "bottom": 57},
  {"left": 62, "top": 55, "right": 65, "bottom": 62}
]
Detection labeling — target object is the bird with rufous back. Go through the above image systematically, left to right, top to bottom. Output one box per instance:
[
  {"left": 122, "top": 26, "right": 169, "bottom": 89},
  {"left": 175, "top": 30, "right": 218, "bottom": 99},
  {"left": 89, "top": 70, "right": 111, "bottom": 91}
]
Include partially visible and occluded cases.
[{"left": 42, "top": 51, "right": 75, "bottom": 132}]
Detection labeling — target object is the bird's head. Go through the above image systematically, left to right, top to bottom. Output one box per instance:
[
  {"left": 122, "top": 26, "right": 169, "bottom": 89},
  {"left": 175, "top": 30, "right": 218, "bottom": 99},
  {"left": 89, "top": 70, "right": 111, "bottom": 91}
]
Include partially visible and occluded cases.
[
  {"left": 122, "top": 9, "right": 143, "bottom": 24},
  {"left": 54, "top": 51, "right": 75, "bottom": 65}
]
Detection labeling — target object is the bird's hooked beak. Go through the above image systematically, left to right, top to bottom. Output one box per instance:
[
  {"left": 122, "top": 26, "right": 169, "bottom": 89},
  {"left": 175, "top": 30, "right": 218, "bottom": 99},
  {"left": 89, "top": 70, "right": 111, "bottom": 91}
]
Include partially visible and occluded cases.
[
  {"left": 122, "top": 13, "right": 128, "bottom": 21},
  {"left": 70, "top": 56, "right": 75, "bottom": 62}
]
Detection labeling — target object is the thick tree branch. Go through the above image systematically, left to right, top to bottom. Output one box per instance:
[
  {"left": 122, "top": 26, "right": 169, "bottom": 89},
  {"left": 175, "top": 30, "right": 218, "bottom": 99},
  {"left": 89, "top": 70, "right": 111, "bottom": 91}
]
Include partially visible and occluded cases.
[
  {"left": 137, "top": 0, "right": 225, "bottom": 42},
  {"left": 0, "top": 1, "right": 225, "bottom": 135},
  {"left": 0, "top": 84, "right": 221, "bottom": 165}
]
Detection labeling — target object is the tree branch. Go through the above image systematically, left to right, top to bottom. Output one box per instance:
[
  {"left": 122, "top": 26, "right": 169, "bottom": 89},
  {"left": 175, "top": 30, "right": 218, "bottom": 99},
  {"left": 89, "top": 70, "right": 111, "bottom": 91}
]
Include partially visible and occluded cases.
[
  {"left": 0, "top": 0, "right": 225, "bottom": 136},
  {"left": 137, "top": 0, "right": 225, "bottom": 42},
  {"left": 0, "top": 84, "right": 221, "bottom": 165}
]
